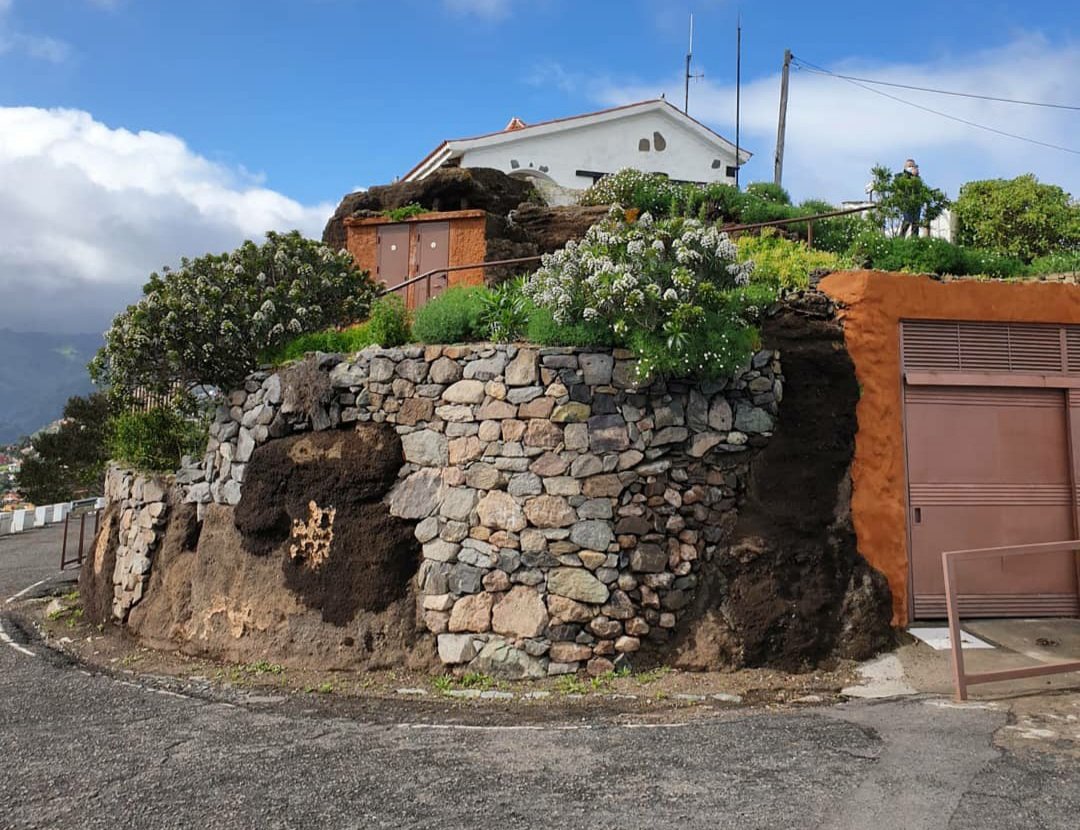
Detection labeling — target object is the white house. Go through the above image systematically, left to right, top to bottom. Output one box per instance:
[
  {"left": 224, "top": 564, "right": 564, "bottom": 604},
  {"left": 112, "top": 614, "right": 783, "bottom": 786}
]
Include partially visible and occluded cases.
[{"left": 403, "top": 99, "right": 751, "bottom": 205}]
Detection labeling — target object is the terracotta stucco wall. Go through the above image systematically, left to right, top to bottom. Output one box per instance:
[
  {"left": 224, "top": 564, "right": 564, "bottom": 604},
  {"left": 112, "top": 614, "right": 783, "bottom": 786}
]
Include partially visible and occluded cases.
[
  {"left": 343, "top": 210, "right": 488, "bottom": 309},
  {"left": 447, "top": 214, "right": 487, "bottom": 289},
  {"left": 344, "top": 224, "right": 378, "bottom": 278},
  {"left": 819, "top": 271, "right": 1080, "bottom": 625}
]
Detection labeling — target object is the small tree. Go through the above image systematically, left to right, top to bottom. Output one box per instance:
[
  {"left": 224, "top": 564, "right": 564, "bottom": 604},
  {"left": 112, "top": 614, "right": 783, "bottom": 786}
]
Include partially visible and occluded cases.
[
  {"left": 869, "top": 165, "right": 949, "bottom": 237},
  {"left": 953, "top": 174, "right": 1080, "bottom": 262},
  {"left": 90, "top": 231, "right": 377, "bottom": 404},
  {"left": 16, "top": 394, "right": 111, "bottom": 504}
]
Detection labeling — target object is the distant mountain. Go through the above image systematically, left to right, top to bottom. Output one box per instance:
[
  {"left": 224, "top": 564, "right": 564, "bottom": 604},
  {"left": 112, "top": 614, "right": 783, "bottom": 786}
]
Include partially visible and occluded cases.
[{"left": 0, "top": 329, "right": 102, "bottom": 442}]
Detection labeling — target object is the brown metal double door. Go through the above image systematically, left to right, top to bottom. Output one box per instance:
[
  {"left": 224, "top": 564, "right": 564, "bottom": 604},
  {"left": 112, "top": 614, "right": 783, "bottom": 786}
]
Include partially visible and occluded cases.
[
  {"left": 375, "top": 221, "right": 450, "bottom": 308},
  {"left": 413, "top": 221, "right": 449, "bottom": 306},
  {"left": 906, "top": 385, "right": 1080, "bottom": 618}
]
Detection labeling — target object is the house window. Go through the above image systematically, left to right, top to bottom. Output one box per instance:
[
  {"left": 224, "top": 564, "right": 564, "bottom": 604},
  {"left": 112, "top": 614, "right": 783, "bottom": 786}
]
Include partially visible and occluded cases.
[
  {"left": 652, "top": 132, "right": 667, "bottom": 151},
  {"left": 638, "top": 138, "right": 650, "bottom": 151},
  {"left": 725, "top": 165, "right": 738, "bottom": 178},
  {"left": 576, "top": 169, "right": 607, "bottom": 183}
]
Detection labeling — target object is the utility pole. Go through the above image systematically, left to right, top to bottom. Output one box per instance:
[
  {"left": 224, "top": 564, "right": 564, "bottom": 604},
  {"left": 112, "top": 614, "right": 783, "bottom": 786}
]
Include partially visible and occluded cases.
[
  {"left": 734, "top": 14, "right": 742, "bottom": 187},
  {"left": 773, "top": 48, "right": 792, "bottom": 187}
]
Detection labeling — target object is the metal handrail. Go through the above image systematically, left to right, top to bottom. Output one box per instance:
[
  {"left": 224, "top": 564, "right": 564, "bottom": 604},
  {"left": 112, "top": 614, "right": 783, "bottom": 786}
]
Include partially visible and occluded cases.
[
  {"left": 378, "top": 204, "right": 878, "bottom": 301},
  {"left": 721, "top": 204, "right": 876, "bottom": 248},
  {"left": 378, "top": 256, "right": 542, "bottom": 298},
  {"left": 942, "top": 540, "right": 1080, "bottom": 700}
]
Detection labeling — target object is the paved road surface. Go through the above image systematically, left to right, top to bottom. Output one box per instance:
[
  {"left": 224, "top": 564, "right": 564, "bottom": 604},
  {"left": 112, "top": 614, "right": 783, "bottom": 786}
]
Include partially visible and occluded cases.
[{"left": 1, "top": 526, "right": 1077, "bottom": 829}]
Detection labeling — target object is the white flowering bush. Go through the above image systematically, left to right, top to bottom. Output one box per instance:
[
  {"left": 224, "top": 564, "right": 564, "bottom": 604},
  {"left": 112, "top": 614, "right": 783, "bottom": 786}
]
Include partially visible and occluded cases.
[
  {"left": 523, "top": 209, "right": 771, "bottom": 378},
  {"left": 90, "top": 231, "right": 377, "bottom": 403}
]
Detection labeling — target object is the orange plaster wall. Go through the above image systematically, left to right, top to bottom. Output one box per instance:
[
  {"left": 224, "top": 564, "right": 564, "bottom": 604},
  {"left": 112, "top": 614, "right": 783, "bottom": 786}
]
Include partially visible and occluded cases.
[
  {"left": 344, "top": 211, "right": 488, "bottom": 307},
  {"left": 448, "top": 214, "right": 487, "bottom": 289},
  {"left": 344, "top": 224, "right": 378, "bottom": 277},
  {"left": 819, "top": 271, "right": 1080, "bottom": 625}
]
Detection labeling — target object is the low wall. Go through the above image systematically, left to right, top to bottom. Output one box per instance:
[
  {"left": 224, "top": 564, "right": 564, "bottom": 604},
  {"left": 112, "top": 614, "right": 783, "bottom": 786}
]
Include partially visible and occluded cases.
[
  {"left": 173, "top": 343, "right": 782, "bottom": 676},
  {"left": 95, "top": 467, "right": 171, "bottom": 621}
]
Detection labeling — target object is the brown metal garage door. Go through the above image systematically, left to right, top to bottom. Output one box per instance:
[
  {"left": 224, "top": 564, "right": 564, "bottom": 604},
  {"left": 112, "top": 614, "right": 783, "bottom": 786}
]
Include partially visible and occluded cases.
[{"left": 902, "top": 321, "right": 1080, "bottom": 619}]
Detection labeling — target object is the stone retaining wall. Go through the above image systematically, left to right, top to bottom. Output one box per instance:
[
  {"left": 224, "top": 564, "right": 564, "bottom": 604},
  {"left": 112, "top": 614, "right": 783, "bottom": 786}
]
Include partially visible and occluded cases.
[
  {"left": 167, "top": 343, "right": 782, "bottom": 678},
  {"left": 102, "top": 466, "right": 170, "bottom": 621}
]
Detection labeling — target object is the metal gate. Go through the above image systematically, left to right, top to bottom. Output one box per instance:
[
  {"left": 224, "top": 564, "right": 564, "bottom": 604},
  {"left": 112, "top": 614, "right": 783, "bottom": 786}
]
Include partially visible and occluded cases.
[{"left": 902, "top": 320, "right": 1080, "bottom": 619}]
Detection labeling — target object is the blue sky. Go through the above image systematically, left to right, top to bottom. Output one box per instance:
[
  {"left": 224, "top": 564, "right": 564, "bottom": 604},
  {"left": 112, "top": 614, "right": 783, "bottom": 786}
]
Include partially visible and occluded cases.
[{"left": 1, "top": 0, "right": 1078, "bottom": 332}]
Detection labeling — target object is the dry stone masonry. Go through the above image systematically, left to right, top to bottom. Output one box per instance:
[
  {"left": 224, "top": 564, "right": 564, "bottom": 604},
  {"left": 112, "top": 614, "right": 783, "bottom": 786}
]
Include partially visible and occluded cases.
[
  {"left": 169, "top": 343, "right": 782, "bottom": 678},
  {"left": 103, "top": 467, "right": 170, "bottom": 621}
]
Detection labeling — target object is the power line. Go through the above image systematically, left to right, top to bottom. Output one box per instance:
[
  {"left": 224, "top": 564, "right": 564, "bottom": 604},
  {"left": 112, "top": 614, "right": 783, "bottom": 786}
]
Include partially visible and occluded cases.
[
  {"left": 791, "top": 56, "right": 1080, "bottom": 156},
  {"left": 792, "top": 58, "right": 1080, "bottom": 112}
]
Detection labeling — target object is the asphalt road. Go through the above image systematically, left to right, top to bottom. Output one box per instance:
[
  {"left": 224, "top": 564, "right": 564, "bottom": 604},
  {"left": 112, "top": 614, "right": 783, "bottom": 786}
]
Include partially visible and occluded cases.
[{"left": 1, "top": 526, "right": 1078, "bottom": 829}]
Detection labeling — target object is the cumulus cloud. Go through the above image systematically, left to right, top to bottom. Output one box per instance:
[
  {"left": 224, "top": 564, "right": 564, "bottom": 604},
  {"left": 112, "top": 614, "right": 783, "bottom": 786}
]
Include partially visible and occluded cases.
[
  {"left": 590, "top": 35, "right": 1080, "bottom": 204},
  {"left": 0, "top": 107, "right": 333, "bottom": 334}
]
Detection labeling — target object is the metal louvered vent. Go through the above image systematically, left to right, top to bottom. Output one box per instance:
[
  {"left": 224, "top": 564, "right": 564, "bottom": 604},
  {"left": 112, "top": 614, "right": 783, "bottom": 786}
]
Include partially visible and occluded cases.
[{"left": 902, "top": 320, "right": 1074, "bottom": 374}]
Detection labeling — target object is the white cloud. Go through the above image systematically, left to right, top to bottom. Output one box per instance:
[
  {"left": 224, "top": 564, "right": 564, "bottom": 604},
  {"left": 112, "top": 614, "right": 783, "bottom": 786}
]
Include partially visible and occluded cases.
[
  {"left": 443, "top": 0, "right": 513, "bottom": 19},
  {"left": 0, "top": 30, "right": 69, "bottom": 62},
  {"left": 590, "top": 35, "right": 1080, "bottom": 205},
  {"left": 0, "top": 107, "right": 334, "bottom": 334}
]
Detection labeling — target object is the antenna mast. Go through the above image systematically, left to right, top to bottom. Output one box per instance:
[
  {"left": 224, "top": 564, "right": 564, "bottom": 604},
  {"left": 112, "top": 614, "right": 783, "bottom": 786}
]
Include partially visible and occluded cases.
[
  {"left": 735, "top": 13, "right": 742, "bottom": 187},
  {"left": 684, "top": 14, "right": 693, "bottom": 114}
]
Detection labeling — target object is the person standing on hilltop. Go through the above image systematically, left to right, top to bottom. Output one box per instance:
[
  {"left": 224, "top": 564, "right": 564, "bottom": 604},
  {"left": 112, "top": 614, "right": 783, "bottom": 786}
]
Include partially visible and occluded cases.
[{"left": 898, "top": 159, "right": 922, "bottom": 237}]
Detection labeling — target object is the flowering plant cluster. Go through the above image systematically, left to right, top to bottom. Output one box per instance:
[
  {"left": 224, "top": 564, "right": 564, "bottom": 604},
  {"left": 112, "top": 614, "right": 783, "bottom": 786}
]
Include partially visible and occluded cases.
[
  {"left": 523, "top": 209, "right": 769, "bottom": 379},
  {"left": 91, "top": 231, "right": 377, "bottom": 403}
]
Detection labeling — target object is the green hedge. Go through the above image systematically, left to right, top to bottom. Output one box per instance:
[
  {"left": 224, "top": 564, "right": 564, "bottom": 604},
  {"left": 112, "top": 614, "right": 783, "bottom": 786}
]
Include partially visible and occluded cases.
[
  {"left": 847, "top": 232, "right": 1026, "bottom": 278},
  {"left": 411, "top": 286, "right": 492, "bottom": 344},
  {"left": 262, "top": 295, "right": 411, "bottom": 364}
]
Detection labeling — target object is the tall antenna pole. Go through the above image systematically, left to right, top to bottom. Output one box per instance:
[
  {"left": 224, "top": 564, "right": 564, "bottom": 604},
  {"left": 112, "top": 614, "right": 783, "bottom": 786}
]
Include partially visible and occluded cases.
[
  {"left": 734, "top": 13, "right": 742, "bottom": 187},
  {"left": 684, "top": 14, "right": 693, "bottom": 114},
  {"left": 774, "top": 48, "right": 792, "bottom": 187}
]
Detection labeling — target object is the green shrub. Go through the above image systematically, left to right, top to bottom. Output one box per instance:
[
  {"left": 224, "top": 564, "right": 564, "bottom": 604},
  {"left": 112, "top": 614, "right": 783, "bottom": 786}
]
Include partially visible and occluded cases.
[
  {"left": 578, "top": 168, "right": 684, "bottom": 216},
  {"left": 953, "top": 174, "right": 1080, "bottom": 262},
  {"left": 745, "top": 181, "right": 791, "bottom": 205},
  {"left": 682, "top": 182, "right": 744, "bottom": 223},
  {"left": 794, "top": 200, "right": 875, "bottom": 254},
  {"left": 380, "top": 203, "right": 427, "bottom": 222},
  {"left": 523, "top": 209, "right": 762, "bottom": 379},
  {"left": 736, "top": 230, "right": 847, "bottom": 288},
  {"left": 90, "top": 231, "right": 377, "bottom": 405},
  {"left": 846, "top": 232, "right": 1027, "bottom": 278},
  {"left": 848, "top": 232, "right": 964, "bottom": 275},
  {"left": 956, "top": 248, "right": 1027, "bottom": 279},
  {"left": 1029, "top": 251, "right": 1080, "bottom": 275},
  {"left": 480, "top": 279, "right": 530, "bottom": 343},
  {"left": 411, "top": 286, "right": 491, "bottom": 344},
  {"left": 365, "top": 294, "right": 412, "bottom": 347},
  {"left": 262, "top": 295, "right": 411, "bottom": 364},
  {"left": 524, "top": 306, "right": 616, "bottom": 348},
  {"left": 108, "top": 408, "right": 206, "bottom": 472}
]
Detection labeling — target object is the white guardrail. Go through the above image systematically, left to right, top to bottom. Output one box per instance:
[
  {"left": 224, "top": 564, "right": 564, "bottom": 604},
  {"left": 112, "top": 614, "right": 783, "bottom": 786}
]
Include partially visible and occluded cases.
[{"left": 0, "top": 498, "right": 105, "bottom": 536}]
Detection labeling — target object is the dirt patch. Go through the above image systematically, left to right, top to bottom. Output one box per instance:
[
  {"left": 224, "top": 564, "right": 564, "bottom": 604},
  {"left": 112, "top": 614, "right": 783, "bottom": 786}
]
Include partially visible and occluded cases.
[
  {"left": 673, "top": 291, "right": 894, "bottom": 672},
  {"left": 233, "top": 425, "right": 419, "bottom": 624},
  {"left": 78, "top": 503, "right": 120, "bottom": 626}
]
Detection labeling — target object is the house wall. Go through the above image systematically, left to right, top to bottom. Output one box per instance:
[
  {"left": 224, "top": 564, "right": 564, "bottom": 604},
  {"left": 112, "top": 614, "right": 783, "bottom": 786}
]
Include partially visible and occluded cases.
[
  {"left": 459, "top": 110, "right": 739, "bottom": 192},
  {"left": 344, "top": 211, "right": 488, "bottom": 309},
  {"left": 819, "top": 270, "right": 1080, "bottom": 625}
]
